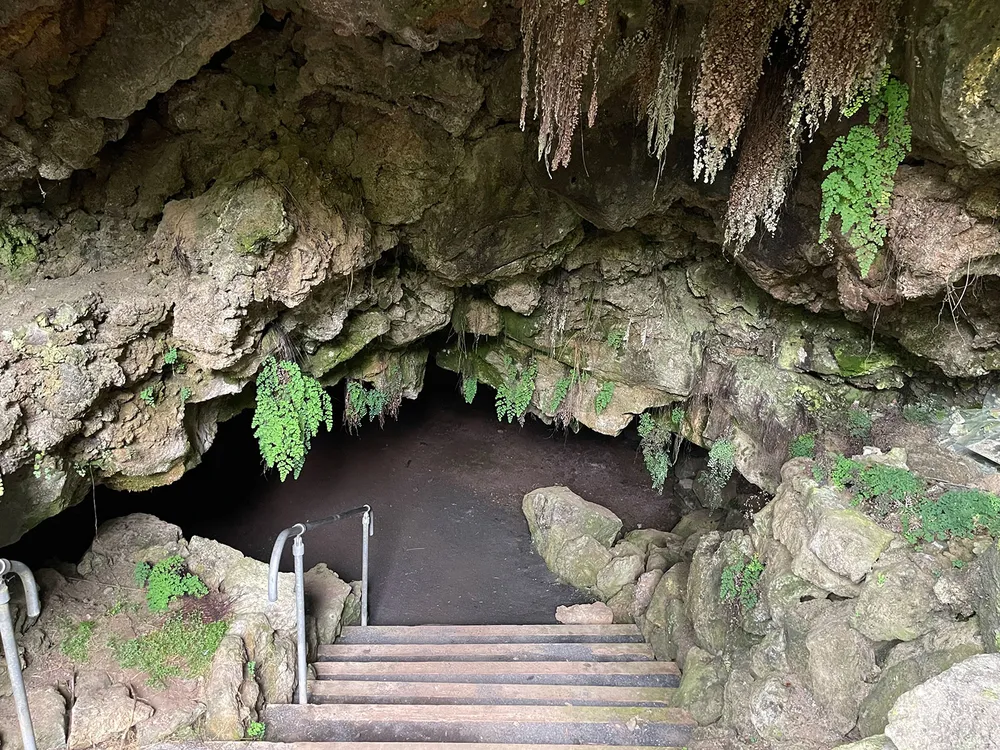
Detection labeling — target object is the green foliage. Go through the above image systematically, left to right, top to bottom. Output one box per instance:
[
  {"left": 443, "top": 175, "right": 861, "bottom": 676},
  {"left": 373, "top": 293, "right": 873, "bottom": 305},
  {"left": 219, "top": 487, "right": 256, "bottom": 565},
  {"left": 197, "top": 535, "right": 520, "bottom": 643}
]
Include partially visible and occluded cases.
[
  {"left": 820, "top": 74, "right": 911, "bottom": 277},
  {"left": 0, "top": 222, "right": 39, "bottom": 272},
  {"left": 605, "top": 328, "right": 626, "bottom": 351},
  {"left": 164, "top": 347, "right": 179, "bottom": 365},
  {"left": 496, "top": 355, "right": 537, "bottom": 424},
  {"left": 252, "top": 357, "right": 333, "bottom": 481},
  {"left": 344, "top": 369, "right": 404, "bottom": 430},
  {"left": 549, "top": 372, "right": 576, "bottom": 413},
  {"left": 462, "top": 375, "right": 478, "bottom": 405},
  {"left": 594, "top": 381, "right": 615, "bottom": 414},
  {"left": 180, "top": 386, "right": 192, "bottom": 404},
  {"left": 139, "top": 387, "right": 158, "bottom": 407},
  {"left": 902, "top": 402, "right": 940, "bottom": 425},
  {"left": 846, "top": 406, "right": 873, "bottom": 439},
  {"left": 638, "top": 412, "right": 672, "bottom": 494},
  {"left": 789, "top": 433, "right": 816, "bottom": 459},
  {"left": 703, "top": 438, "right": 736, "bottom": 505},
  {"left": 32, "top": 451, "right": 54, "bottom": 480},
  {"left": 831, "top": 456, "right": 924, "bottom": 517},
  {"left": 906, "top": 490, "right": 1000, "bottom": 544},
  {"left": 720, "top": 555, "right": 765, "bottom": 613},
  {"left": 139, "top": 556, "right": 209, "bottom": 613},
  {"left": 134, "top": 561, "right": 152, "bottom": 586},
  {"left": 111, "top": 615, "right": 228, "bottom": 686},
  {"left": 61, "top": 621, "right": 96, "bottom": 663},
  {"left": 247, "top": 660, "right": 256, "bottom": 677},
  {"left": 246, "top": 722, "right": 267, "bottom": 740}
]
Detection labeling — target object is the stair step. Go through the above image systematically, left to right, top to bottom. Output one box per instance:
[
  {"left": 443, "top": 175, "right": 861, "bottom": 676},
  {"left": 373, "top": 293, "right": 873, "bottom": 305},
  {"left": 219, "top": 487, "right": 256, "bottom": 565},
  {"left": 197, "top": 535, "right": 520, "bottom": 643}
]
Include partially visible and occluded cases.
[
  {"left": 336, "top": 625, "right": 644, "bottom": 645},
  {"left": 317, "top": 642, "right": 654, "bottom": 663},
  {"left": 314, "top": 660, "right": 679, "bottom": 687},
  {"left": 307, "top": 680, "right": 674, "bottom": 706},
  {"left": 264, "top": 704, "right": 696, "bottom": 745},
  {"left": 147, "top": 743, "right": 687, "bottom": 750}
]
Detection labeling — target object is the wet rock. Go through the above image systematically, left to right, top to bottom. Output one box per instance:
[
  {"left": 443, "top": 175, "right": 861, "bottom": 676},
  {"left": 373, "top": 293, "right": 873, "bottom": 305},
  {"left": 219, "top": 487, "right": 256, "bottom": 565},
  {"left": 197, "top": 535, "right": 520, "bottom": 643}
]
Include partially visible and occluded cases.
[
  {"left": 522, "top": 486, "right": 623, "bottom": 563},
  {"left": 551, "top": 535, "right": 613, "bottom": 590},
  {"left": 555, "top": 602, "right": 613, "bottom": 625},
  {"left": 675, "top": 646, "right": 728, "bottom": 726},
  {"left": 885, "top": 654, "right": 1000, "bottom": 750},
  {"left": 68, "top": 680, "right": 154, "bottom": 748}
]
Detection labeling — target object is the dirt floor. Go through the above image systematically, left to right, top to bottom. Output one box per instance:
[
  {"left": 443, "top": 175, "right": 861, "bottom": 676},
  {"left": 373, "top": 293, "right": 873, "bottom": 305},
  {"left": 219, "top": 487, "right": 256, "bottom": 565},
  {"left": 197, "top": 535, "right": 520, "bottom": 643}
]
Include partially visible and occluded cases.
[{"left": 3, "top": 367, "right": 689, "bottom": 625}]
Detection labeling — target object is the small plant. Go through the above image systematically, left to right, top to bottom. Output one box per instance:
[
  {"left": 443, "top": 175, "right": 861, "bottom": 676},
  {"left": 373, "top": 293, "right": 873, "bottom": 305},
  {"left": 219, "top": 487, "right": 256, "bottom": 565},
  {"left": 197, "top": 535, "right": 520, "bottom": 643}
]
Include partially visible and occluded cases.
[
  {"left": 820, "top": 73, "right": 911, "bottom": 277},
  {"left": 605, "top": 327, "right": 626, "bottom": 351},
  {"left": 163, "top": 347, "right": 185, "bottom": 372},
  {"left": 496, "top": 355, "right": 537, "bottom": 425},
  {"left": 253, "top": 357, "right": 333, "bottom": 481},
  {"left": 344, "top": 368, "right": 404, "bottom": 430},
  {"left": 549, "top": 372, "right": 577, "bottom": 413},
  {"left": 462, "top": 375, "right": 478, "bottom": 405},
  {"left": 594, "top": 381, "right": 615, "bottom": 414},
  {"left": 139, "top": 386, "right": 158, "bottom": 407},
  {"left": 180, "top": 386, "right": 192, "bottom": 404},
  {"left": 902, "top": 402, "right": 937, "bottom": 425},
  {"left": 846, "top": 406, "right": 873, "bottom": 439},
  {"left": 638, "top": 412, "right": 672, "bottom": 494},
  {"left": 789, "top": 433, "right": 816, "bottom": 459},
  {"left": 702, "top": 438, "right": 736, "bottom": 506},
  {"left": 32, "top": 451, "right": 54, "bottom": 480},
  {"left": 831, "top": 455, "right": 924, "bottom": 517},
  {"left": 905, "top": 489, "right": 1000, "bottom": 544},
  {"left": 137, "top": 555, "right": 209, "bottom": 612},
  {"left": 720, "top": 555, "right": 765, "bottom": 614},
  {"left": 952, "top": 559, "right": 966, "bottom": 569},
  {"left": 134, "top": 561, "right": 153, "bottom": 586},
  {"left": 876, "top": 572, "right": 887, "bottom": 587},
  {"left": 111, "top": 614, "right": 228, "bottom": 686},
  {"left": 61, "top": 621, "right": 96, "bottom": 663},
  {"left": 247, "top": 660, "right": 256, "bottom": 677},
  {"left": 246, "top": 721, "right": 266, "bottom": 740}
]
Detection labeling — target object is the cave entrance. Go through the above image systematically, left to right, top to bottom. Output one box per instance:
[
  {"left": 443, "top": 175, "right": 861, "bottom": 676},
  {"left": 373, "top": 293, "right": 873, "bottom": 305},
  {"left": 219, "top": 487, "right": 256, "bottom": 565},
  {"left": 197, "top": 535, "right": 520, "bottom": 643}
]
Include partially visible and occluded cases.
[{"left": 2, "top": 364, "right": 687, "bottom": 625}]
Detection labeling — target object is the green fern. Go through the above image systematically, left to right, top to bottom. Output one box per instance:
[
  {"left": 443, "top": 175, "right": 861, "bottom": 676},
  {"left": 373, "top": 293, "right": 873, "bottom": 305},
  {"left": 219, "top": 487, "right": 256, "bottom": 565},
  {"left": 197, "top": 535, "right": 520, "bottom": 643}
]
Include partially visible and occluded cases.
[
  {"left": 820, "top": 73, "right": 911, "bottom": 277},
  {"left": 496, "top": 355, "right": 537, "bottom": 424},
  {"left": 252, "top": 357, "right": 333, "bottom": 481},
  {"left": 549, "top": 373, "right": 576, "bottom": 413},
  {"left": 462, "top": 375, "right": 478, "bottom": 404},
  {"left": 344, "top": 379, "right": 396, "bottom": 429},
  {"left": 594, "top": 381, "right": 615, "bottom": 414},
  {"left": 638, "top": 412, "right": 672, "bottom": 494},
  {"left": 703, "top": 438, "right": 736, "bottom": 505},
  {"left": 139, "top": 555, "right": 209, "bottom": 612}
]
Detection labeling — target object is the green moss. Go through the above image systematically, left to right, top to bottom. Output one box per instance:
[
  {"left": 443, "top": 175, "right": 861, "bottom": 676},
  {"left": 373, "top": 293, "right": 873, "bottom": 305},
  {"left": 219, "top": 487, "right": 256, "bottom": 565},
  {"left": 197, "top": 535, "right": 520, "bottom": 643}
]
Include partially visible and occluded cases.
[
  {"left": 0, "top": 223, "right": 39, "bottom": 273},
  {"left": 499, "top": 308, "right": 543, "bottom": 344},
  {"left": 833, "top": 347, "right": 897, "bottom": 378},
  {"left": 111, "top": 615, "right": 228, "bottom": 686},
  {"left": 61, "top": 621, "right": 96, "bottom": 663}
]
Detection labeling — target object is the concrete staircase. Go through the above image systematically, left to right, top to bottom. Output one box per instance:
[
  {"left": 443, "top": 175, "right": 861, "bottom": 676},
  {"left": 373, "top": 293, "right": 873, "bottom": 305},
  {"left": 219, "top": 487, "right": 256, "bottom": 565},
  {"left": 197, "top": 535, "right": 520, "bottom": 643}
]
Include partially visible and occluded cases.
[{"left": 162, "top": 624, "right": 695, "bottom": 749}]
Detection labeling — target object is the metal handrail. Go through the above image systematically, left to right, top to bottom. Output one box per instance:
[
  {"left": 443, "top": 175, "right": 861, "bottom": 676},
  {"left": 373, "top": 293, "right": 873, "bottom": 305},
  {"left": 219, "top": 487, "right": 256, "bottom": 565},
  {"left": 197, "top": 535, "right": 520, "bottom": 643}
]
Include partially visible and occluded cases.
[
  {"left": 267, "top": 505, "right": 373, "bottom": 704},
  {"left": 1, "top": 558, "right": 41, "bottom": 750}
]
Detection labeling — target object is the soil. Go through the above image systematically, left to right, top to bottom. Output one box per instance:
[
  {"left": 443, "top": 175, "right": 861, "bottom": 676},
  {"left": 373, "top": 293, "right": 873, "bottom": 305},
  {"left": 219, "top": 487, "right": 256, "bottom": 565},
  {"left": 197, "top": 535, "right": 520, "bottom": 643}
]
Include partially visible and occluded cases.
[{"left": 2, "top": 366, "right": 692, "bottom": 626}]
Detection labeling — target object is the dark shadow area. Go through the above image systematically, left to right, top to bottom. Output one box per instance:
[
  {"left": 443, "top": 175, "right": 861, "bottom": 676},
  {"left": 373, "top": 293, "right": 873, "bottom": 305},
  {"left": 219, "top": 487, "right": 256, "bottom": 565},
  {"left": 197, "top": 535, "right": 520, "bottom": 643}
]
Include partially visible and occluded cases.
[{"left": 2, "top": 365, "right": 688, "bottom": 625}]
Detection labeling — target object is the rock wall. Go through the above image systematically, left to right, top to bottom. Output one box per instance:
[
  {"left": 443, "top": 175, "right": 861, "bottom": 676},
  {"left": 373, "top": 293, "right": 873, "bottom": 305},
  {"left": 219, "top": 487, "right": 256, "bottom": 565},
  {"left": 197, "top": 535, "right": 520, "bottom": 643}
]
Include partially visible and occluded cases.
[
  {"left": 1, "top": 0, "right": 1000, "bottom": 543},
  {"left": 522, "top": 459, "right": 1000, "bottom": 750}
]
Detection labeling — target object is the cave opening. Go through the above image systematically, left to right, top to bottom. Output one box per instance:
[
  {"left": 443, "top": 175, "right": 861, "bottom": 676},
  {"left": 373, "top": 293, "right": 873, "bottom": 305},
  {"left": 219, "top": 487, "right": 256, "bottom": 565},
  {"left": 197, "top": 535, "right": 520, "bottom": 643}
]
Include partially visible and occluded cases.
[{"left": 1, "top": 362, "right": 706, "bottom": 625}]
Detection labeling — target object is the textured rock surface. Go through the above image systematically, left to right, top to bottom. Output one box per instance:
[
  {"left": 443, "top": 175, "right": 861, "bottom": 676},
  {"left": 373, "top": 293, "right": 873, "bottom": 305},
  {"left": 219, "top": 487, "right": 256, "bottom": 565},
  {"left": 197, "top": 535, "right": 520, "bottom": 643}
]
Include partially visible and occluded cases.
[
  {"left": 522, "top": 486, "right": 623, "bottom": 563},
  {"left": 554, "top": 602, "right": 613, "bottom": 625}
]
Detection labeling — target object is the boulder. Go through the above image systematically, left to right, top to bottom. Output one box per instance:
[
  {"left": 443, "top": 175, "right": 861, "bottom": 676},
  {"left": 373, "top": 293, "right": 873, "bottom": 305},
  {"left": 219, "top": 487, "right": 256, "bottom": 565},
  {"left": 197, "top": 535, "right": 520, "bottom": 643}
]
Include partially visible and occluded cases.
[
  {"left": 522, "top": 486, "right": 622, "bottom": 566},
  {"left": 807, "top": 508, "right": 894, "bottom": 583},
  {"left": 670, "top": 510, "right": 721, "bottom": 539},
  {"left": 77, "top": 513, "right": 185, "bottom": 581},
  {"left": 624, "top": 528, "right": 684, "bottom": 556},
  {"left": 685, "top": 532, "right": 727, "bottom": 655},
  {"left": 551, "top": 535, "right": 613, "bottom": 590},
  {"left": 972, "top": 539, "right": 1000, "bottom": 652},
  {"left": 595, "top": 554, "right": 644, "bottom": 600},
  {"left": 851, "top": 558, "right": 940, "bottom": 642},
  {"left": 303, "top": 563, "right": 354, "bottom": 645},
  {"left": 630, "top": 570, "right": 663, "bottom": 620},
  {"left": 606, "top": 585, "right": 637, "bottom": 624},
  {"left": 555, "top": 602, "right": 613, "bottom": 624},
  {"left": 203, "top": 635, "right": 252, "bottom": 740},
  {"left": 674, "top": 646, "right": 728, "bottom": 726},
  {"left": 885, "top": 654, "right": 1000, "bottom": 750},
  {"left": 748, "top": 675, "right": 850, "bottom": 748},
  {"left": 68, "top": 681, "right": 154, "bottom": 748},
  {"left": 3, "top": 686, "right": 67, "bottom": 750}
]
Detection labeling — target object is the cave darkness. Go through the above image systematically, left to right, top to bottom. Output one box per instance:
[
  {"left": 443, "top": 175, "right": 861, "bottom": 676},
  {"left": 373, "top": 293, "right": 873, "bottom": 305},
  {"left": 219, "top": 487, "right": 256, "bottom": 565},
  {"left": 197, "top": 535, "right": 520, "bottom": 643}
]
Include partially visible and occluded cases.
[{"left": 1, "top": 362, "right": 704, "bottom": 625}]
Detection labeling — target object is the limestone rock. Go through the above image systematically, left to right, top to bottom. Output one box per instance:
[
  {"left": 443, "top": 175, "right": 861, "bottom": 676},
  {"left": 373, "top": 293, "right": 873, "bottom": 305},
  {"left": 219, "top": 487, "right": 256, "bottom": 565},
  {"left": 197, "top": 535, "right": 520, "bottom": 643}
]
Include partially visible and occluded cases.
[
  {"left": 489, "top": 276, "right": 542, "bottom": 315},
  {"left": 522, "top": 486, "right": 622, "bottom": 563},
  {"left": 807, "top": 508, "right": 894, "bottom": 583},
  {"left": 671, "top": 510, "right": 721, "bottom": 539},
  {"left": 77, "top": 513, "right": 185, "bottom": 581},
  {"left": 624, "top": 528, "right": 684, "bottom": 556},
  {"left": 685, "top": 532, "right": 727, "bottom": 655},
  {"left": 551, "top": 535, "right": 613, "bottom": 590},
  {"left": 972, "top": 538, "right": 1000, "bottom": 652},
  {"left": 595, "top": 554, "right": 644, "bottom": 600},
  {"left": 851, "top": 559, "right": 940, "bottom": 642},
  {"left": 303, "top": 563, "right": 353, "bottom": 645},
  {"left": 641, "top": 564, "right": 695, "bottom": 665},
  {"left": 630, "top": 570, "right": 663, "bottom": 620},
  {"left": 606, "top": 585, "right": 637, "bottom": 624},
  {"left": 554, "top": 602, "right": 613, "bottom": 624},
  {"left": 203, "top": 635, "right": 252, "bottom": 740},
  {"left": 674, "top": 646, "right": 728, "bottom": 726},
  {"left": 885, "top": 654, "right": 1000, "bottom": 750},
  {"left": 748, "top": 675, "right": 849, "bottom": 748},
  {"left": 68, "top": 682, "right": 154, "bottom": 748},
  {"left": 4, "top": 686, "right": 66, "bottom": 750},
  {"left": 834, "top": 738, "right": 898, "bottom": 750}
]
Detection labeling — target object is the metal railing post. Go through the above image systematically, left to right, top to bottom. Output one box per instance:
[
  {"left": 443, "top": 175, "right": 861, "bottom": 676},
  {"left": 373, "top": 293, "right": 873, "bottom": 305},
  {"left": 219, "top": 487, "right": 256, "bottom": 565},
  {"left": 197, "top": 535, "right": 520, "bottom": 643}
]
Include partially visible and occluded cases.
[
  {"left": 361, "top": 506, "right": 372, "bottom": 627},
  {"left": 292, "top": 534, "right": 308, "bottom": 705},
  {"left": 0, "top": 559, "right": 41, "bottom": 750}
]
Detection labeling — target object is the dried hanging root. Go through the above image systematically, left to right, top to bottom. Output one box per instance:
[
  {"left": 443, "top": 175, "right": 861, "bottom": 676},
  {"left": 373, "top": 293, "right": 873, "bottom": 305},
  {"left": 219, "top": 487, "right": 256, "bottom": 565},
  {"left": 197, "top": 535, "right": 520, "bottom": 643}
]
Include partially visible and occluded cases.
[
  {"left": 520, "top": 0, "right": 611, "bottom": 171},
  {"left": 691, "top": 0, "right": 790, "bottom": 183},
  {"left": 798, "top": 0, "right": 902, "bottom": 132},
  {"left": 724, "top": 65, "right": 802, "bottom": 252}
]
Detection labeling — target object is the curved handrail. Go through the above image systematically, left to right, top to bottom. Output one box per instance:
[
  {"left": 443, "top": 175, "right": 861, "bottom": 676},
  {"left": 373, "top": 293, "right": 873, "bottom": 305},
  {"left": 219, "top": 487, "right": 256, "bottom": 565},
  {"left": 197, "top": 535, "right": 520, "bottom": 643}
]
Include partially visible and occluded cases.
[
  {"left": 266, "top": 505, "right": 373, "bottom": 705},
  {"left": 1, "top": 558, "right": 41, "bottom": 750}
]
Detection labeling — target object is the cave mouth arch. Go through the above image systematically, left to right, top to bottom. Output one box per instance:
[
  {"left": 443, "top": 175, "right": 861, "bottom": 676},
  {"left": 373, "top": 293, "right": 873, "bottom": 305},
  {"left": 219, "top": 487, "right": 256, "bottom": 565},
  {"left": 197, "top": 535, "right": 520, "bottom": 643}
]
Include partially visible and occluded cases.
[{"left": 1, "top": 363, "right": 708, "bottom": 625}]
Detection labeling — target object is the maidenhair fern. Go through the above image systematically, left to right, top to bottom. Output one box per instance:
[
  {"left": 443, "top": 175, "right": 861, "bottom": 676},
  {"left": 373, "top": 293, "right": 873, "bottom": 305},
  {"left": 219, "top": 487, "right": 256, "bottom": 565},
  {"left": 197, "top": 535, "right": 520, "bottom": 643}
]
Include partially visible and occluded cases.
[
  {"left": 820, "top": 73, "right": 911, "bottom": 277},
  {"left": 496, "top": 355, "right": 537, "bottom": 425},
  {"left": 252, "top": 357, "right": 333, "bottom": 481},
  {"left": 549, "top": 372, "right": 577, "bottom": 413},
  {"left": 462, "top": 375, "right": 478, "bottom": 405},
  {"left": 594, "top": 381, "right": 615, "bottom": 414},
  {"left": 638, "top": 412, "right": 672, "bottom": 494},
  {"left": 702, "top": 438, "right": 737, "bottom": 507}
]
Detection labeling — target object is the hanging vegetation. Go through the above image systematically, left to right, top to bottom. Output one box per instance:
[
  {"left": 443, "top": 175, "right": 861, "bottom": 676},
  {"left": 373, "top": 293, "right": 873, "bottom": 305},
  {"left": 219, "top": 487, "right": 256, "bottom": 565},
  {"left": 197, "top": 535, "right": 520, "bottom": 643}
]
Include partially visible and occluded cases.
[
  {"left": 520, "top": 0, "right": 611, "bottom": 171},
  {"left": 633, "top": 0, "right": 686, "bottom": 166},
  {"left": 690, "top": 0, "right": 790, "bottom": 184},
  {"left": 724, "top": 65, "right": 802, "bottom": 251},
  {"left": 819, "top": 73, "right": 912, "bottom": 277}
]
